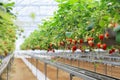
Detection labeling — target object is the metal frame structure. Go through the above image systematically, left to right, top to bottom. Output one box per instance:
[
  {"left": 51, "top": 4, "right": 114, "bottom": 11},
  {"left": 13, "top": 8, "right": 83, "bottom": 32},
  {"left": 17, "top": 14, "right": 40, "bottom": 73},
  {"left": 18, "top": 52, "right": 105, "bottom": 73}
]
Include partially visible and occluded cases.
[
  {"left": 13, "top": 0, "right": 58, "bottom": 26},
  {"left": 15, "top": 4, "right": 58, "bottom": 7},
  {"left": 22, "top": 51, "right": 120, "bottom": 80},
  {"left": 25, "top": 51, "right": 120, "bottom": 66},
  {"left": 0, "top": 54, "right": 14, "bottom": 80}
]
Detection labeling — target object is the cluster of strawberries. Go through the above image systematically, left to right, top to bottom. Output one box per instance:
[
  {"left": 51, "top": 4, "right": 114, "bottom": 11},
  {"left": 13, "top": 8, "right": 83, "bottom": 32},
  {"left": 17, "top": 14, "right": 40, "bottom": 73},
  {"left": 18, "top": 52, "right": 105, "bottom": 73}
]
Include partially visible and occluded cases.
[{"left": 48, "top": 31, "right": 119, "bottom": 54}]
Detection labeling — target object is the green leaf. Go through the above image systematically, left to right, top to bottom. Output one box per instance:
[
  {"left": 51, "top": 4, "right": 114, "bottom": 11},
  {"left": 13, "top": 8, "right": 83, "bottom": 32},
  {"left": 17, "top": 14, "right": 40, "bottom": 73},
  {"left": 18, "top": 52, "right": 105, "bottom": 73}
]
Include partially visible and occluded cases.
[
  {"left": 69, "top": 0, "right": 79, "bottom": 4},
  {"left": 3, "top": 2, "right": 15, "bottom": 8},
  {"left": 103, "top": 15, "right": 109, "bottom": 21},
  {"left": 99, "top": 20, "right": 105, "bottom": 27}
]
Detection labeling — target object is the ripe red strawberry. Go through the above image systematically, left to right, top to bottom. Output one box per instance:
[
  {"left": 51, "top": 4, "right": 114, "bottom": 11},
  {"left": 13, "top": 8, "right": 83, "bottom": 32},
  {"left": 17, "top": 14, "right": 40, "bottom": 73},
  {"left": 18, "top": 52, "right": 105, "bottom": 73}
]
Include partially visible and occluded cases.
[
  {"left": 105, "top": 32, "right": 109, "bottom": 38},
  {"left": 99, "top": 34, "right": 104, "bottom": 40},
  {"left": 87, "top": 37, "right": 94, "bottom": 41},
  {"left": 67, "top": 38, "right": 72, "bottom": 44},
  {"left": 80, "top": 39, "right": 83, "bottom": 44},
  {"left": 73, "top": 40, "right": 77, "bottom": 44},
  {"left": 88, "top": 40, "right": 94, "bottom": 47},
  {"left": 88, "top": 40, "right": 92, "bottom": 44},
  {"left": 60, "top": 41, "right": 65, "bottom": 46},
  {"left": 97, "top": 42, "right": 101, "bottom": 48},
  {"left": 102, "top": 44, "right": 107, "bottom": 50},
  {"left": 72, "top": 46, "right": 77, "bottom": 52},
  {"left": 111, "top": 48, "right": 115, "bottom": 52},
  {"left": 109, "top": 50, "right": 113, "bottom": 54}
]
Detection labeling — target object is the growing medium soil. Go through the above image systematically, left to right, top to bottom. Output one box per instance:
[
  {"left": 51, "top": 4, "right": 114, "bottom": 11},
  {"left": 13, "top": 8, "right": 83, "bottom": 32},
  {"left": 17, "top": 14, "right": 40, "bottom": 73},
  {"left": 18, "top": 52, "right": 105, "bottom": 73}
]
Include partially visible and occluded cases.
[
  {"left": 1, "top": 58, "right": 37, "bottom": 80},
  {"left": 27, "top": 58, "right": 83, "bottom": 80}
]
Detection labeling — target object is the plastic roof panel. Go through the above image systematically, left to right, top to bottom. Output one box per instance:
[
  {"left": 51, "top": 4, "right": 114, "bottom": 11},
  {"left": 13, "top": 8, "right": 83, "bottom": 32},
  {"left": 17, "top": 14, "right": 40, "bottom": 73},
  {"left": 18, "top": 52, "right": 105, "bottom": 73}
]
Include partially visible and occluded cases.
[{"left": 11, "top": 0, "right": 58, "bottom": 50}]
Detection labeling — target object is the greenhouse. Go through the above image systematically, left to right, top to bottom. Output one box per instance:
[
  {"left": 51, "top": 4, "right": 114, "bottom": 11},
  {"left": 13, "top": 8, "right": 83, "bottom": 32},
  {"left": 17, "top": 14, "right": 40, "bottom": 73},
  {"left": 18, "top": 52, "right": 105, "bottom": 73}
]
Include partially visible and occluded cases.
[{"left": 0, "top": 0, "right": 120, "bottom": 80}]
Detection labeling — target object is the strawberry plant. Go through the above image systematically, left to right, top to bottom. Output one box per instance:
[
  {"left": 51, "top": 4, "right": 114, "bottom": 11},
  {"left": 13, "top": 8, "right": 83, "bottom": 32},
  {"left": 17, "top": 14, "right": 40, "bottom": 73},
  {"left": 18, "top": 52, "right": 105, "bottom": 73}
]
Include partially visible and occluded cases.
[
  {"left": 21, "top": 0, "right": 120, "bottom": 53},
  {"left": 0, "top": 2, "right": 17, "bottom": 56}
]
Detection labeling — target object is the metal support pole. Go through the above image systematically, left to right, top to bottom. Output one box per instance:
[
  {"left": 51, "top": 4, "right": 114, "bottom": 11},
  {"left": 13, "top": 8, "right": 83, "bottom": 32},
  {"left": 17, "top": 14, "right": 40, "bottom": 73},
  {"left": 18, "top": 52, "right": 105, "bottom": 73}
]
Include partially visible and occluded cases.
[
  {"left": 11, "top": 56, "right": 14, "bottom": 64},
  {"left": 31, "top": 57, "right": 32, "bottom": 69},
  {"left": 9, "top": 58, "right": 13, "bottom": 71},
  {"left": 64, "top": 58, "right": 65, "bottom": 63},
  {"left": 36, "top": 59, "right": 38, "bottom": 79},
  {"left": 70, "top": 59, "right": 72, "bottom": 66},
  {"left": 9, "top": 60, "right": 11, "bottom": 72},
  {"left": 78, "top": 60, "right": 80, "bottom": 67},
  {"left": 94, "top": 62, "right": 96, "bottom": 72},
  {"left": 44, "top": 63, "right": 47, "bottom": 80},
  {"left": 6, "top": 64, "right": 9, "bottom": 80},
  {"left": 105, "top": 64, "right": 107, "bottom": 75},
  {"left": 110, "top": 65, "right": 112, "bottom": 76},
  {"left": 111, "top": 65, "right": 113, "bottom": 76},
  {"left": 56, "top": 68, "right": 59, "bottom": 80},
  {"left": 70, "top": 74, "right": 74, "bottom": 80},
  {"left": 0, "top": 76, "right": 2, "bottom": 80}
]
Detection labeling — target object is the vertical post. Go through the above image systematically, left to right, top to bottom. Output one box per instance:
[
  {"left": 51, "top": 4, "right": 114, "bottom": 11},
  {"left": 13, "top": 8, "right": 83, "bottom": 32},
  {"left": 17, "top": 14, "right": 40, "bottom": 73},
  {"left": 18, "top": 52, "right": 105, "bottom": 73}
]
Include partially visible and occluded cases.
[
  {"left": 78, "top": 55, "right": 80, "bottom": 67},
  {"left": 11, "top": 56, "right": 14, "bottom": 64},
  {"left": 9, "top": 57, "right": 12, "bottom": 71},
  {"left": 30, "top": 57, "right": 32, "bottom": 70},
  {"left": 64, "top": 58, "right": 65, "bottom": 63},
  {"left": 70, "top": 58, "right": 72, "bottom": 65},
  {"left": 110, "top": 58, "right": 113, "bottom": 76},
  {"left": 36, "top": 59, "right": 38, "bottom": 79},
  {"left": 9, "top": 60, "right": 11, "bottom": 71},
  {"left": 78, "top": 60, "right": 79, "bottom": 67},
  {"left": 94, "top": 62, "right": 96, "bottom": 72},
  {"left": 44, "top": 63, "right": 47, "bottom": 80},
  {"left": 6, "top": 64, "right": 9, "bottom": 80},
  {"left": 105, "top": 64, "right": 107, "bottom": 75},
  {"left": 111, "top": 65, "right": 112, "bottom": 76},
  {"left": 56, "top": 68, "right": 59, "bottom": 80},
  {"left": 70, "top": 74, "right": 73, "bottom": 80},
  {"left": 0, "top": 76, "right": 2, "bottom": 80}
]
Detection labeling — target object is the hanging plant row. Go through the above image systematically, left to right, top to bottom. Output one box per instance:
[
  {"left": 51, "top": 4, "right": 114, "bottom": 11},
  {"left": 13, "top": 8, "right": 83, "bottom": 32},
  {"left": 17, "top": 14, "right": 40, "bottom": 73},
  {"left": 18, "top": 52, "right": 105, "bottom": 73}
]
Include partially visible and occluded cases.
[
  {"left": 21, "top": 0, "right": 120, "bottom": 54},
  {"left": 0, "top": 2, "right": 17, "bottom": 56}
]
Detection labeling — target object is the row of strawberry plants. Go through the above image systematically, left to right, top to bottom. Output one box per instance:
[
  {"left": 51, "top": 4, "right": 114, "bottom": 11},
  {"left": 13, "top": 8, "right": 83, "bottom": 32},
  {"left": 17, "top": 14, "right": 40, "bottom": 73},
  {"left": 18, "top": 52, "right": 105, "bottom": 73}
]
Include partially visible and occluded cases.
[
  {"left": 21, "top": 0, "right": 120, "bottom": 54},
  {"left": 0, "top": 2, "right": 17, "bottom": 56}
]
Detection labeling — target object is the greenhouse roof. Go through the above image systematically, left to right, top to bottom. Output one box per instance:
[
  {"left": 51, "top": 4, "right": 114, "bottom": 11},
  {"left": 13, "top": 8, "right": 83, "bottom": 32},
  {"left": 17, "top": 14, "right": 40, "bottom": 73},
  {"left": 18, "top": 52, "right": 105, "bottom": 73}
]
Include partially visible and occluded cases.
[{"left": 9, "top": 0, "right": 58, "bottom": 50}]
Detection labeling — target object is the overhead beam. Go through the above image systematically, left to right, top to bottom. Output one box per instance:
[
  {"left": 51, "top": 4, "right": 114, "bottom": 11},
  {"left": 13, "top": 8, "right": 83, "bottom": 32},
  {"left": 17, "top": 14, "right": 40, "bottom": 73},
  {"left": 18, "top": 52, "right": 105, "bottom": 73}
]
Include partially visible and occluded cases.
[{"left": 14, "top": 4, "right": 58, "bottom": 7}]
